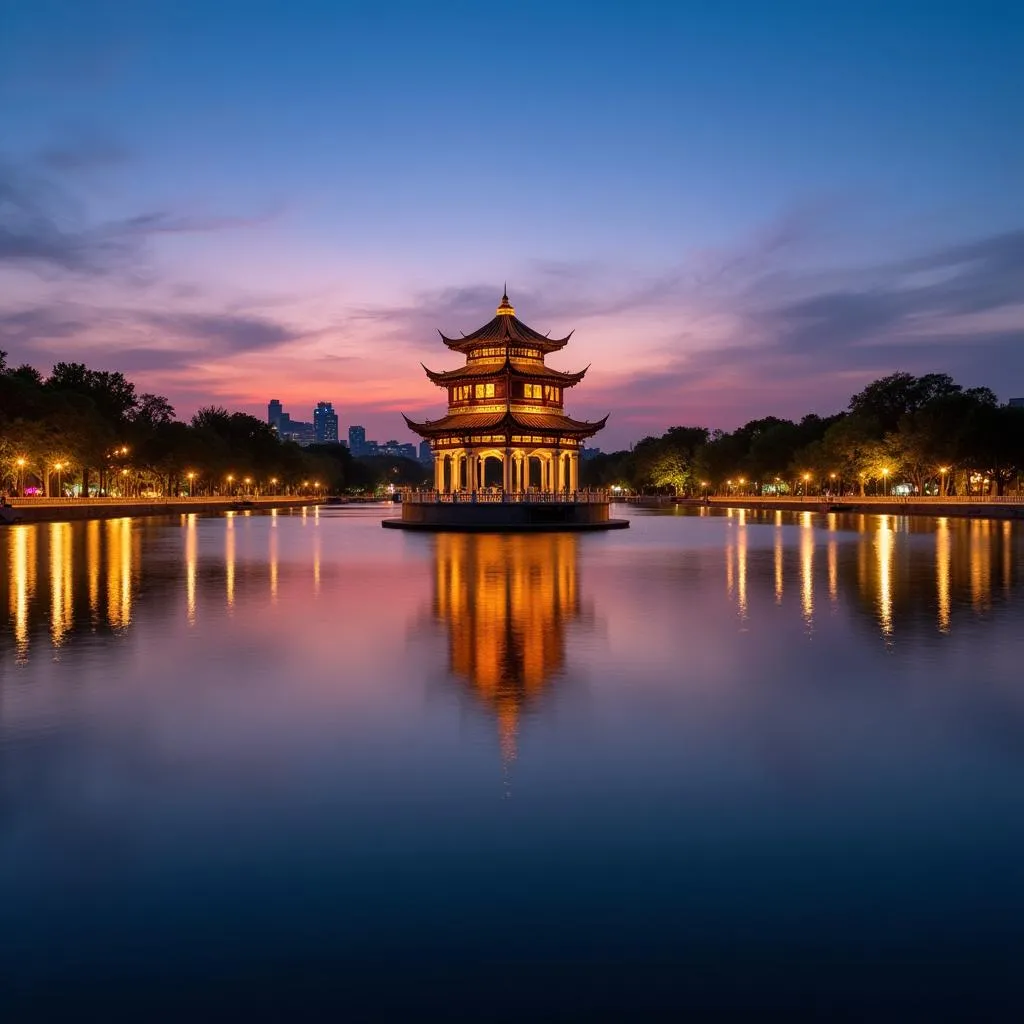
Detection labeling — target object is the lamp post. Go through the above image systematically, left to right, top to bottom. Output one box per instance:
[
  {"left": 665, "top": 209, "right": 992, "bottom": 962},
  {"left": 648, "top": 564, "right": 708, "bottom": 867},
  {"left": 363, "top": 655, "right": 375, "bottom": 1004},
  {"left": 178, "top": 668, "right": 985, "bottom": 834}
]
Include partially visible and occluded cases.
[
  {"left": 16, "top": 457, "right": 26, "bottom": 496},
  {"left": 53, "top": 462, "right": 65, "bottom": 498},
  {"left": 938, "top": 466, "right": 949, "bottom": 497},
  {"left": 882, "top": 467, "right": 890, "bottom": 498},
  {"left": 186, "top": 472, "right": 196, "bottom": 497},
  {"left": 802, "top": 472, "right": 811, "bottom": 498},
  {"left": 829, "top": 472, "right": 837, "bottom": 496},
  {"left": 226, "top": 474, "right": 234, "bottom": 496},
  {"left": 244, "top": 476, "right": 252, "bottom": 497},
  {"left": 738, "top": 476, "right": 746, "bottom": 496},
  {"left": 270, "top": 477, "right": 278, "bottom": 496},
  {"left": 701, "top": 480, "right": 709, "bottom": 501}
]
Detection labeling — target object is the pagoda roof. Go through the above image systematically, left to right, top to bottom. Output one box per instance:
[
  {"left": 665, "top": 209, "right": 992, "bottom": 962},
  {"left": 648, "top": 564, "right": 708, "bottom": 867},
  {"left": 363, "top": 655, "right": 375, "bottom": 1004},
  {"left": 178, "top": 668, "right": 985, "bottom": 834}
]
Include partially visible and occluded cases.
[
  {"left": 439, "top": 290, "right": 573, "bottom": 354},
  {"left": 421, "top": 359, "right": 588, "bottom": 387},
  {"left": 403, "top": 409, "right": 608, "bottom": 440}
]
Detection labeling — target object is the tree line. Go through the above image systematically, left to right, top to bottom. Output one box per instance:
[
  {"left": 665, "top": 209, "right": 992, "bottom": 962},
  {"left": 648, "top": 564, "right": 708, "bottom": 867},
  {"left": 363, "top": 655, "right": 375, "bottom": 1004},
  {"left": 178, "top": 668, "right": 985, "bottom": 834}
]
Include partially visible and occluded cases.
[
  {"left": 0, "top": 353, "right": 426, "bottom": 497},
  {"left": 581, "top": 373, "right": 1024, "bottom": 497}
]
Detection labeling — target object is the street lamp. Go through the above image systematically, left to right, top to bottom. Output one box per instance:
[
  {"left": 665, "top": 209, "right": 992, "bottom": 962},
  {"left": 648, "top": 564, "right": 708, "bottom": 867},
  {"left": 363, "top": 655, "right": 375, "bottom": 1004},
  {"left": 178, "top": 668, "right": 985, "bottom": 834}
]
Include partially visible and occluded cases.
[
  {"left": 16, "top": 457, "right": 26, "bottom": 496},
  {"left": 53, "top": 461, "right": 65, "bottom": 497},
  {"left": 938, "top": 466, "right": 949, "bottom": 497},
  {"left": 882, "top": 467, "right": 890, "bottom": 498},
  {"left": 186, "top": 471, "right": 196, "bottom": 497},
  {"left": 802, "top": 472, "right": 811, "bottom": 497},
  {"left": 829, "top": 472, "right": 837, "bottom": 495},
  {"left": 226, "top": 474, "right": 235, "bottom": 496},
  {"left": 244, "top": 476, "right": 252, "bottom": 496},
  {"left": 738, "top": 476, "right": 746, "bottom": 496},
  {"left": 270, "top": 477, "right": 278, "bottom": 495},
  {"left": 701, "top": 480, "right": 709, "bottom": 501}
]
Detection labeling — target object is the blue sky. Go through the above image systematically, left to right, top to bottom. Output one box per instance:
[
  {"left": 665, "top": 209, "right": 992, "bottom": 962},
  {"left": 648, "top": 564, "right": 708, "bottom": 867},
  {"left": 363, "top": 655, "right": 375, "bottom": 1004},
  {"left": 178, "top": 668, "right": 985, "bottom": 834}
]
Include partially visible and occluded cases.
[{"left": 1, "top": 0, "right": 1022, "bottom": 447}]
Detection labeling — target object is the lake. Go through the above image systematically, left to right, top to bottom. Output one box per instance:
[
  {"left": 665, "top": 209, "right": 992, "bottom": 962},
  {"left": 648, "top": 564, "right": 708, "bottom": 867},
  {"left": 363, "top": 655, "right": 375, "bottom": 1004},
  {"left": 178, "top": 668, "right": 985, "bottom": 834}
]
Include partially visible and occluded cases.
[{"left": 2, "top": 505, "right": 1023, "bottom": 1017}]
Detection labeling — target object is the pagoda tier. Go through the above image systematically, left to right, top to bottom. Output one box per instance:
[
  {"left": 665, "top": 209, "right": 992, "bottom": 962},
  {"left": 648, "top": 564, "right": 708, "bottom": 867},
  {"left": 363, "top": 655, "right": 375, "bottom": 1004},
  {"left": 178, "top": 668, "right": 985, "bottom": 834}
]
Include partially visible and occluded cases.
[
  {"left": 439, "top": 290, "right": 573, "bottom": 355},
  {"left": 421, "top": 357, "right": 589, "bottom": 388},
  {"left": 403, "top": 409, "right": 608, "bottom": 440}
]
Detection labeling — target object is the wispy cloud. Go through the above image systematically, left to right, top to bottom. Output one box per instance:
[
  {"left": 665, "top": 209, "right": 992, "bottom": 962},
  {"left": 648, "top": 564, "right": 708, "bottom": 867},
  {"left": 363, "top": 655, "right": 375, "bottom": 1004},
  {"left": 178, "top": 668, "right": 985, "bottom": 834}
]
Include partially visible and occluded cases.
[{"left": 0, "top": 149, "right": 277, "bottom": 277}]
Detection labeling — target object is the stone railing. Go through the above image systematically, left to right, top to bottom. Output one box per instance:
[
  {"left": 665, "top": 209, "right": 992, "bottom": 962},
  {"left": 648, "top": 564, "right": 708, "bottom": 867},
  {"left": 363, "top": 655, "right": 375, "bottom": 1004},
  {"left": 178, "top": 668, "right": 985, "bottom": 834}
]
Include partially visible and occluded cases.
[{"left": 403, "top": 489, "right": 610, "bottom": 505}]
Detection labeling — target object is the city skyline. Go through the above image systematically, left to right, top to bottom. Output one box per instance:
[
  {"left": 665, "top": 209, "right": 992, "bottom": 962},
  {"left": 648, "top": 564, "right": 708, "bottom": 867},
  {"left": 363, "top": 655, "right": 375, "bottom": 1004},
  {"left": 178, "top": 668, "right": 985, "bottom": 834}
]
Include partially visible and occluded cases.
[{"left": 2, "top": 2, "right": 1023, "bottom": 449}]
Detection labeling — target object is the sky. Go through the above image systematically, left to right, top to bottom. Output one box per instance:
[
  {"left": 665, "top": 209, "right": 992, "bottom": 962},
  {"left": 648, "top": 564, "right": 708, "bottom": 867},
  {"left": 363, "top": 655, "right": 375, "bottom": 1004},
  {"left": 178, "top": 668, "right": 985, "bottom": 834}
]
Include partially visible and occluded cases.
[{"left": 1, "top": 0, "right": 1022, "bottom": 450}]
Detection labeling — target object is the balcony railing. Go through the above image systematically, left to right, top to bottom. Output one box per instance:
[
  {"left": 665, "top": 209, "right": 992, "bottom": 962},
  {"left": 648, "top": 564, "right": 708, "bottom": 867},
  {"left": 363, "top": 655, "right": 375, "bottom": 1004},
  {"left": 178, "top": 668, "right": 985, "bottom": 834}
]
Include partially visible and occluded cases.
[{"left": 403, "top": 489, "right": 611, "bottom": 505}]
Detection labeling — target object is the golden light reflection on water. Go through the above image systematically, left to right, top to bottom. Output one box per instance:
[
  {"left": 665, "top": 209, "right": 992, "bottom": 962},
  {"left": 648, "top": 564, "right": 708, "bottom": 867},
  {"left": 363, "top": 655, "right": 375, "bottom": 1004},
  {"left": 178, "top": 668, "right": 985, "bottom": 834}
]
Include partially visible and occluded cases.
[
  {"left": 800, "top": 511, "right": 814, "bottom": 629},
  {"left": 225, "top": 513, "right": 236, "bottom": 611},
  {"left": 185, "top": 514, "right": 198, "bottom": 625},
  {"left": 876, "top": 515, "right": 894, "bottom": 637},
  {"left": 936, "top": 517, "right": 951, "bottom": 633},
  {"left": 106, "top": 518, "right": 133, "bottom": 628},
  {"left": 269, "top": 518, "right": 279, "bottom": 603},
  {"left": 774, "top": 518, "right": 784, "bottom": 604},
  {"left": 87, "top": 520, "right": 100, "bottom": 621},
  {"left": 970, "top": 520, "right": 992, "bottom": 612},
  {"left": 737, "top": 521, "right": 748, "bottom": 622},
  {"left": 1003, "top": 521, "right": 1013, "bottom": 596},
  {"left": 49, "top": 523, "right": 73, "bottom": 647},
  {"left": 9, "top": 526, "right": 34, "bottom": 661},
  {"left": 433, "top": 533, "right": 580, "bottom": 769}
]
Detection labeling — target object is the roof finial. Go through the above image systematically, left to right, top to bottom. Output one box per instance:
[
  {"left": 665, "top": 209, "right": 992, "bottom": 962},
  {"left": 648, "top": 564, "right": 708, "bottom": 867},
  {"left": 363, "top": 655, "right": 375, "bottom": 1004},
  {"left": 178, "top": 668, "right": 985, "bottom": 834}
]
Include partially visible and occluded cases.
[{"left": 496, "top": 284, "right": 514, "bottom": 316}]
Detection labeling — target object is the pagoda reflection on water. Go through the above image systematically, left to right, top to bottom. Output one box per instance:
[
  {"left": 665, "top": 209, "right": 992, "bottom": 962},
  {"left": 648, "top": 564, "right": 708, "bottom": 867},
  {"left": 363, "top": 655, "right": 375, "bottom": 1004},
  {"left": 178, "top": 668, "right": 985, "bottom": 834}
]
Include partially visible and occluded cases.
[{"left": 431, "top": 533, "right": 581, "bottom": 765}]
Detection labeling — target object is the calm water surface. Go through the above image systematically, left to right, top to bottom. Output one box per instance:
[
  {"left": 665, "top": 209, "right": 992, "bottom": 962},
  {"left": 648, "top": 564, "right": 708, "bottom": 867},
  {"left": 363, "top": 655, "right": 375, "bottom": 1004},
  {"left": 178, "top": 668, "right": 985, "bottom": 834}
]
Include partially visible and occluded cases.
[{"left": 2, "top": 505, "right": 1024, "bottom": 1016}]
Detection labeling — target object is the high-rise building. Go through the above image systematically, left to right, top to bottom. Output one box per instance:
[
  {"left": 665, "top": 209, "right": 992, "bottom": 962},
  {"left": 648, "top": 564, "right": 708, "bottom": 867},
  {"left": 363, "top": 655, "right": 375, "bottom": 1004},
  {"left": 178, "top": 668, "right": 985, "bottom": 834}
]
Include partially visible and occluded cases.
[
  {"left": 1009, "top": 398, "right": 1024, "bottom": 408},
  {"left": 268, "top": 399, "right": 284, "bottom": 430},
  {"left": 314, "top": 401, "right": 339, "bottom": 444},
  {"left": 348, "top": 425, "right": 366, "bottom": 457},
  {"left": 419, "top": 440, "right": 433, "bottom": 464}
]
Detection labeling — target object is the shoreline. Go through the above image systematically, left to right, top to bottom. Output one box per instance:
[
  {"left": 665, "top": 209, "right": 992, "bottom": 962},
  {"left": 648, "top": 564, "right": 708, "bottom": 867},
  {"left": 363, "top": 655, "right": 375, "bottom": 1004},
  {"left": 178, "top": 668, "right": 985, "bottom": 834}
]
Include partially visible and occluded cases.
[
  {"left": 1, "top": 497, "right": 321, "bottom": 525},
  {"left": 663, "top": 497, "right": 1024, "bottom": 521}
]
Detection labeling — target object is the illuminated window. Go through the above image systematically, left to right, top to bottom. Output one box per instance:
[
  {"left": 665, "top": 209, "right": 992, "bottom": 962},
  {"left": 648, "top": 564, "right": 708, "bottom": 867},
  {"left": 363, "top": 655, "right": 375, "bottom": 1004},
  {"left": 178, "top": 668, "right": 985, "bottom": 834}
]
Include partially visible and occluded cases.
[
  {"left": 474, "top": 383, "right": 495, "bottom": 399},
  {"left": 523, "top": 383, "right": 542, "bottom": 399},
  {"left": 543, "top": 386, "right": 561, "bottom": 402}
]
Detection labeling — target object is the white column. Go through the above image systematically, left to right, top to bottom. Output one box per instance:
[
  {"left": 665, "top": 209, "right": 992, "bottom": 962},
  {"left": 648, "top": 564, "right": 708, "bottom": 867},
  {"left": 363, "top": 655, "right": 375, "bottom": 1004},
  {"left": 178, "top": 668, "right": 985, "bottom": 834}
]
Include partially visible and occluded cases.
[
  {"left": 503, "top": 449, "right": 512, "bottom": 493},
  {"left": 554, "top": 449, "right": 563, "bottom": 493},
  {"left": 434, "top": 452, "right": 442, "bottom": 492},
  {"left": 470, "top": 453, "right": 478, "bottom": 493},
  {"left": 570, "top": 453, "right": 579, "bottom": 493}
]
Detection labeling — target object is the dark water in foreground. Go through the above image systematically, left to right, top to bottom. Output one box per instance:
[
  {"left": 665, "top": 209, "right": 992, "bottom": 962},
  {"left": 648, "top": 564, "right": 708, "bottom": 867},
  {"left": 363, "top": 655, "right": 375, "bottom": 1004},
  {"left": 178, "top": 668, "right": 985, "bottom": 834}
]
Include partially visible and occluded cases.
[{"left": 2, "top": 505, "right": 1024, "bottom": 1017}]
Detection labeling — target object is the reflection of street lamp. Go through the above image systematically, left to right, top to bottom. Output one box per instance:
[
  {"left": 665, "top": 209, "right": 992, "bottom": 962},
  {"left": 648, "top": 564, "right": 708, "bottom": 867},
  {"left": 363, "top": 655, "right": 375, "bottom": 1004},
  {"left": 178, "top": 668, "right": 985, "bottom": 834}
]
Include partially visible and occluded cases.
[
  {"left": 882, "top": 467, "right": 890, "bottom": 497},
  {"left": 186, "top": 471, "right": 196, "bottom": 497}
]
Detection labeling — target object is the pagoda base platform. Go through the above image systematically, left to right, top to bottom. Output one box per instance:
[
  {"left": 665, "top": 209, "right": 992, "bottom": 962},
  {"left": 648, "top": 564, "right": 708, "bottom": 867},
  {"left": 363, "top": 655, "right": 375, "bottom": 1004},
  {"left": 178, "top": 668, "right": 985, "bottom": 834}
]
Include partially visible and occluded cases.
[{"left": 382, "top": 498, "right": 629, "bottom": 532}]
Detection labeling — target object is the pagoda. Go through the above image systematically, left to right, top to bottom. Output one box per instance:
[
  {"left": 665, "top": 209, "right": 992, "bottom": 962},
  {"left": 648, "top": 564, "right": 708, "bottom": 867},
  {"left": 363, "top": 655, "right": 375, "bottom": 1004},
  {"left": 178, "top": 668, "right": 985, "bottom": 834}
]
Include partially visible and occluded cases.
[{"left": 404, "top": 289, "right": 607, "bottom": 496}]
